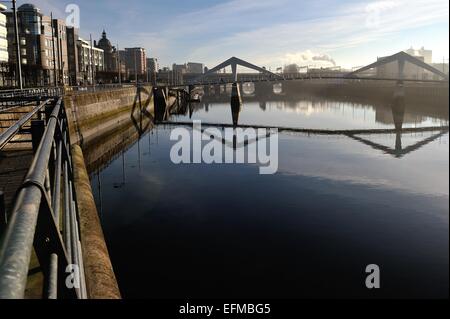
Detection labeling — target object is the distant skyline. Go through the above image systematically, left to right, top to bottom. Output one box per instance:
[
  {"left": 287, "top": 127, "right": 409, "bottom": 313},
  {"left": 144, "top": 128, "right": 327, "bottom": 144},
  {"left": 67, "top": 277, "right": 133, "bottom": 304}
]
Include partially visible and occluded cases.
[{"left": 12, "top": 0, "right": 449, "bottom": 70}]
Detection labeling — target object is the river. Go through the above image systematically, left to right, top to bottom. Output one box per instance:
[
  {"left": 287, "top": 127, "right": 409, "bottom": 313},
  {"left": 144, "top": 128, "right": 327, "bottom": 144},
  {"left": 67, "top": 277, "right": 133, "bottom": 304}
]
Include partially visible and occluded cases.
[{"left": 88, "top": 81, "right": 449, "bottom": 298}]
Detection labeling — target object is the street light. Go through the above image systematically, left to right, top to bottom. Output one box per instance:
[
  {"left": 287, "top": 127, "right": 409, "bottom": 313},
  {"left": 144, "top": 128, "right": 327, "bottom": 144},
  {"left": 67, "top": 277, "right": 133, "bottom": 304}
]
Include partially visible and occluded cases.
[{"left": 116, "top": 43, "right": 121, "bottom": 85}]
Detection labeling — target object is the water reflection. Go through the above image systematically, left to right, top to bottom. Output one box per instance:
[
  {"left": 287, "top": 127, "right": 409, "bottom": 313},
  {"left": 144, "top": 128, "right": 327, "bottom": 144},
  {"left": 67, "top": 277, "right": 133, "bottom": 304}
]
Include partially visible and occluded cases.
[
  {"left": 85, "top": 81, "right": 448, "bottom": 299},
  {"left": 84, "top": 82, "right": 448, "bottom": 173},
  {"left": 183, "top": 82, "right": 448, "bottom": 131},
  {"left": 242, "top": 82, "right": 255, "bottom": 96},
  {"left": 166, "top": 83, "right": 448, "bottom": 160},
  {"left": 231, "top": 83, "right": 242, "bottom": 126},
  {"left": 273, "top": 83, "right": 283, "bottom": 95},
  {"left": 344, "top": 85, "right": 449, "bottom": 158},
  {"left": 131, "top": 86, "right": 154, "bottom": 136},
  {"left": 185, "top": 100, "right": 445, "bottom": 131},
  {"left": 89, "top": 127, "right": 448, "bottom": 298},
  {"left": 348, "top": 129, "right": 448, "bottom": 158}
]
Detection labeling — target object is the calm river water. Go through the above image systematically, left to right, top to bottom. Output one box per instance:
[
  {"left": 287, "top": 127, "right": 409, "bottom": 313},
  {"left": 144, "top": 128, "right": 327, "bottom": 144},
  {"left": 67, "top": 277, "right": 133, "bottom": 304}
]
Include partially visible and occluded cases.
[{"left": 90, "top": 83, "right": 449, "bottom": 298}]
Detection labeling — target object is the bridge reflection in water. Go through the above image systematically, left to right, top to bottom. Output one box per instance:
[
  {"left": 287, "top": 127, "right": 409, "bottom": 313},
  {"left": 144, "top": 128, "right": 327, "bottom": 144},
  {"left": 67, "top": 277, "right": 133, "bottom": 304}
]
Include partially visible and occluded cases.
[
  {"left": 81, "top": 79, "right": 449, "bottom": 175},
  {"left": 88, "top": 79, "right": 448, "bottom": 298},
  {"left": 82, "top": 81, "right": 448, "bottom": 176},
  {"left": 156, "top": 82, "right": 448, "bottom": 159},
  {"left": 343, "top": 85, "right": 448, "bottom": 158}
]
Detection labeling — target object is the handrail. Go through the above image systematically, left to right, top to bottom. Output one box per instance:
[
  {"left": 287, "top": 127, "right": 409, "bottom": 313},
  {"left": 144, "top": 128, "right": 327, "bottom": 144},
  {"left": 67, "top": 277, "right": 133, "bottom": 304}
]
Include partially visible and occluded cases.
[
  {"left": 64, "top": 83, "right": 133, "bottom": 94},
  {"left": 0, "top": 84, "right": 135, "bottom": 100},
  {"left": 0, "top": 85, "right": 136, "bottom": 112},
  {"left": 0, "top": 87, "right": 64, "bottom": 99},
  {"left": 0, "top": 98, "right": 87, "bottom": 299},
  {"left": 0, "top": 99, "right": 50, "bottom": 151}
]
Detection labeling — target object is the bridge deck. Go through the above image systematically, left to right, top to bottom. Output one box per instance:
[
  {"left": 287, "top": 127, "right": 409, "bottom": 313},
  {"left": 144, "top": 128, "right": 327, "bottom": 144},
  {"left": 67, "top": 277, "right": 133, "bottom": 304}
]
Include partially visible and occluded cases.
[{"left": 165, "top": 76, "right": 449, "bottom": 90}]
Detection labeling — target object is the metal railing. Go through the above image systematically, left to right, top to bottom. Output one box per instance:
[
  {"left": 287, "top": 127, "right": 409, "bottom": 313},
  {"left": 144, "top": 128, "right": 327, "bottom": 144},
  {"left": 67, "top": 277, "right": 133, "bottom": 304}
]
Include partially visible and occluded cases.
[
  {"left": 64, "top": 83, "right": 133, "bottom": 94},
  {"left": 0, "top": 84, "right": 135, "bottom": 100},
  {"left": 0, "top": 84, "right": 136, "bottom": 111},
  {"left": 0, "top": 87, "right": 65, "bottom": 100},
  {"left": 0, "top": 98, "right": 87, "bottom": 299},
  {"left": 0, "top": 99, "right": 50, "bottom": 151}
]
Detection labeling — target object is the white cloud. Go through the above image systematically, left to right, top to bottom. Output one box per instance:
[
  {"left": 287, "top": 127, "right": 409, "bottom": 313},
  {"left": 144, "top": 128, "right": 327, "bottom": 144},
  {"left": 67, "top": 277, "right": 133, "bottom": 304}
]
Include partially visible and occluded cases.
[
  {"left": 157, "top": 0, "right": 449, "bottom": 68},
  {"left": 365, "top": 0, "right": 399, "bottom": 12}
]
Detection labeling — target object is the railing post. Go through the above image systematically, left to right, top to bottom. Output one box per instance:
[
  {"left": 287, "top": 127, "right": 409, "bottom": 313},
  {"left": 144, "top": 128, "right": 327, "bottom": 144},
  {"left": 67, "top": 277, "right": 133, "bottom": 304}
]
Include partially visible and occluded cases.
[
  {"left": 44, "top": 102, "right": 54, "bottom": 124},
  {"left": 31, "top": 120, "right": 45, "bottom": 154},
  {"left": 0, "top": 191, "right": 6, "bottom": 235}
]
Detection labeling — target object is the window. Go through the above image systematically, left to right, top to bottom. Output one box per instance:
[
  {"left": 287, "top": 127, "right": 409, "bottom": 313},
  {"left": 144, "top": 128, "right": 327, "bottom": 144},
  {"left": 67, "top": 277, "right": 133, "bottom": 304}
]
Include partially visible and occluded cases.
[
  {"left": 20, "top": 37, "right": 26, "bottom": 45},
  {"left": 21, "top": 48, "right": 26, "bottom": 56},
  {"left": 21, "top": 58, "right": 27, "bottom": 65}
]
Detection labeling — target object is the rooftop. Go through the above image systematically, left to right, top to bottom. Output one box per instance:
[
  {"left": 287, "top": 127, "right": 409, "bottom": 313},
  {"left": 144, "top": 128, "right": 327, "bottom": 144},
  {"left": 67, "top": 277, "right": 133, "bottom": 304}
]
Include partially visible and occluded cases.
[{"left": 18, "top": 3, "right": 41, "bottom": 13}]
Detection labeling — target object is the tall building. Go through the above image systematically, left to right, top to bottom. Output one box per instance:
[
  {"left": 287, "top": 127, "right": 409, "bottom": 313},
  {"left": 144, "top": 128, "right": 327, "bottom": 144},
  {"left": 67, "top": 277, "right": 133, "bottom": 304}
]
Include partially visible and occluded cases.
[
  {"left": 5, "top": 3, "right": 68, "bottom": 86},
  {"left": 0, "top": 4, "right": 8, "bottom": 63},
  {"left": 6, "top": 4, "right": 43, "bottom": 86},
  {"left": 40, "top": 15, "right": 58, "bottom": 85},
  {"left": 52, "top": 18, "right": 69, "bottom": 84},
  {"left": 66, "top": 26, "right": 80, "bottom": 85},
  {"left": 96, "top": 30, "right": 117, "bottom": 73},
  {"left": 77, "top": 38, "right": 104, "bottom": 84},
  {"left": 120, "top": 47, "right": 146, "bottom": 80},
  {"left": 404, "top": 47, "right": 432, "bottom": 64},
  {"left": 147, "top": 57, "right": 158, "bottom": 84},
  {"left": 147, "top": 57, "right": 158, "bottom": 73},
  {"left": 118, "top": 58, "right": 128, "bottom": 82},
  {"left": 187, "top": 62, "right": 203, "bottom": 74},
  {"left": 172, "top": 63, "right": 187, "bottom": 74},
  {"left": 169, "top": 64, "right": 186, "bottom": 85}
]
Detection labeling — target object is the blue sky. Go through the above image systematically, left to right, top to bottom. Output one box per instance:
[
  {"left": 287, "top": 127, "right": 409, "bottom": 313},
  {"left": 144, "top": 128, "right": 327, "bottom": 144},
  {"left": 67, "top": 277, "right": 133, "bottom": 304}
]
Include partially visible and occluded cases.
[{"left": 15, "top": 0, "right": 450, "bottom": 70}]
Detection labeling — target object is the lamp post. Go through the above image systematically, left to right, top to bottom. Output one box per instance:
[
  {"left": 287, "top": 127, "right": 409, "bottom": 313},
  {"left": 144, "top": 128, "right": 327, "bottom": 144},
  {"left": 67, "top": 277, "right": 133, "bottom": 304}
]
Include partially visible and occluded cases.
[
  {"left": 50, "top": 12, "right": 57, "bottom": 87},
  {"left": 89, "top": 34, "right": 95, "bottom": 86},
  {"left": 117, "top": 43, "right": 121, "bottom": 85},
  {"left": 134, "top": 49, "right": 137, "bottom": 85}
]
